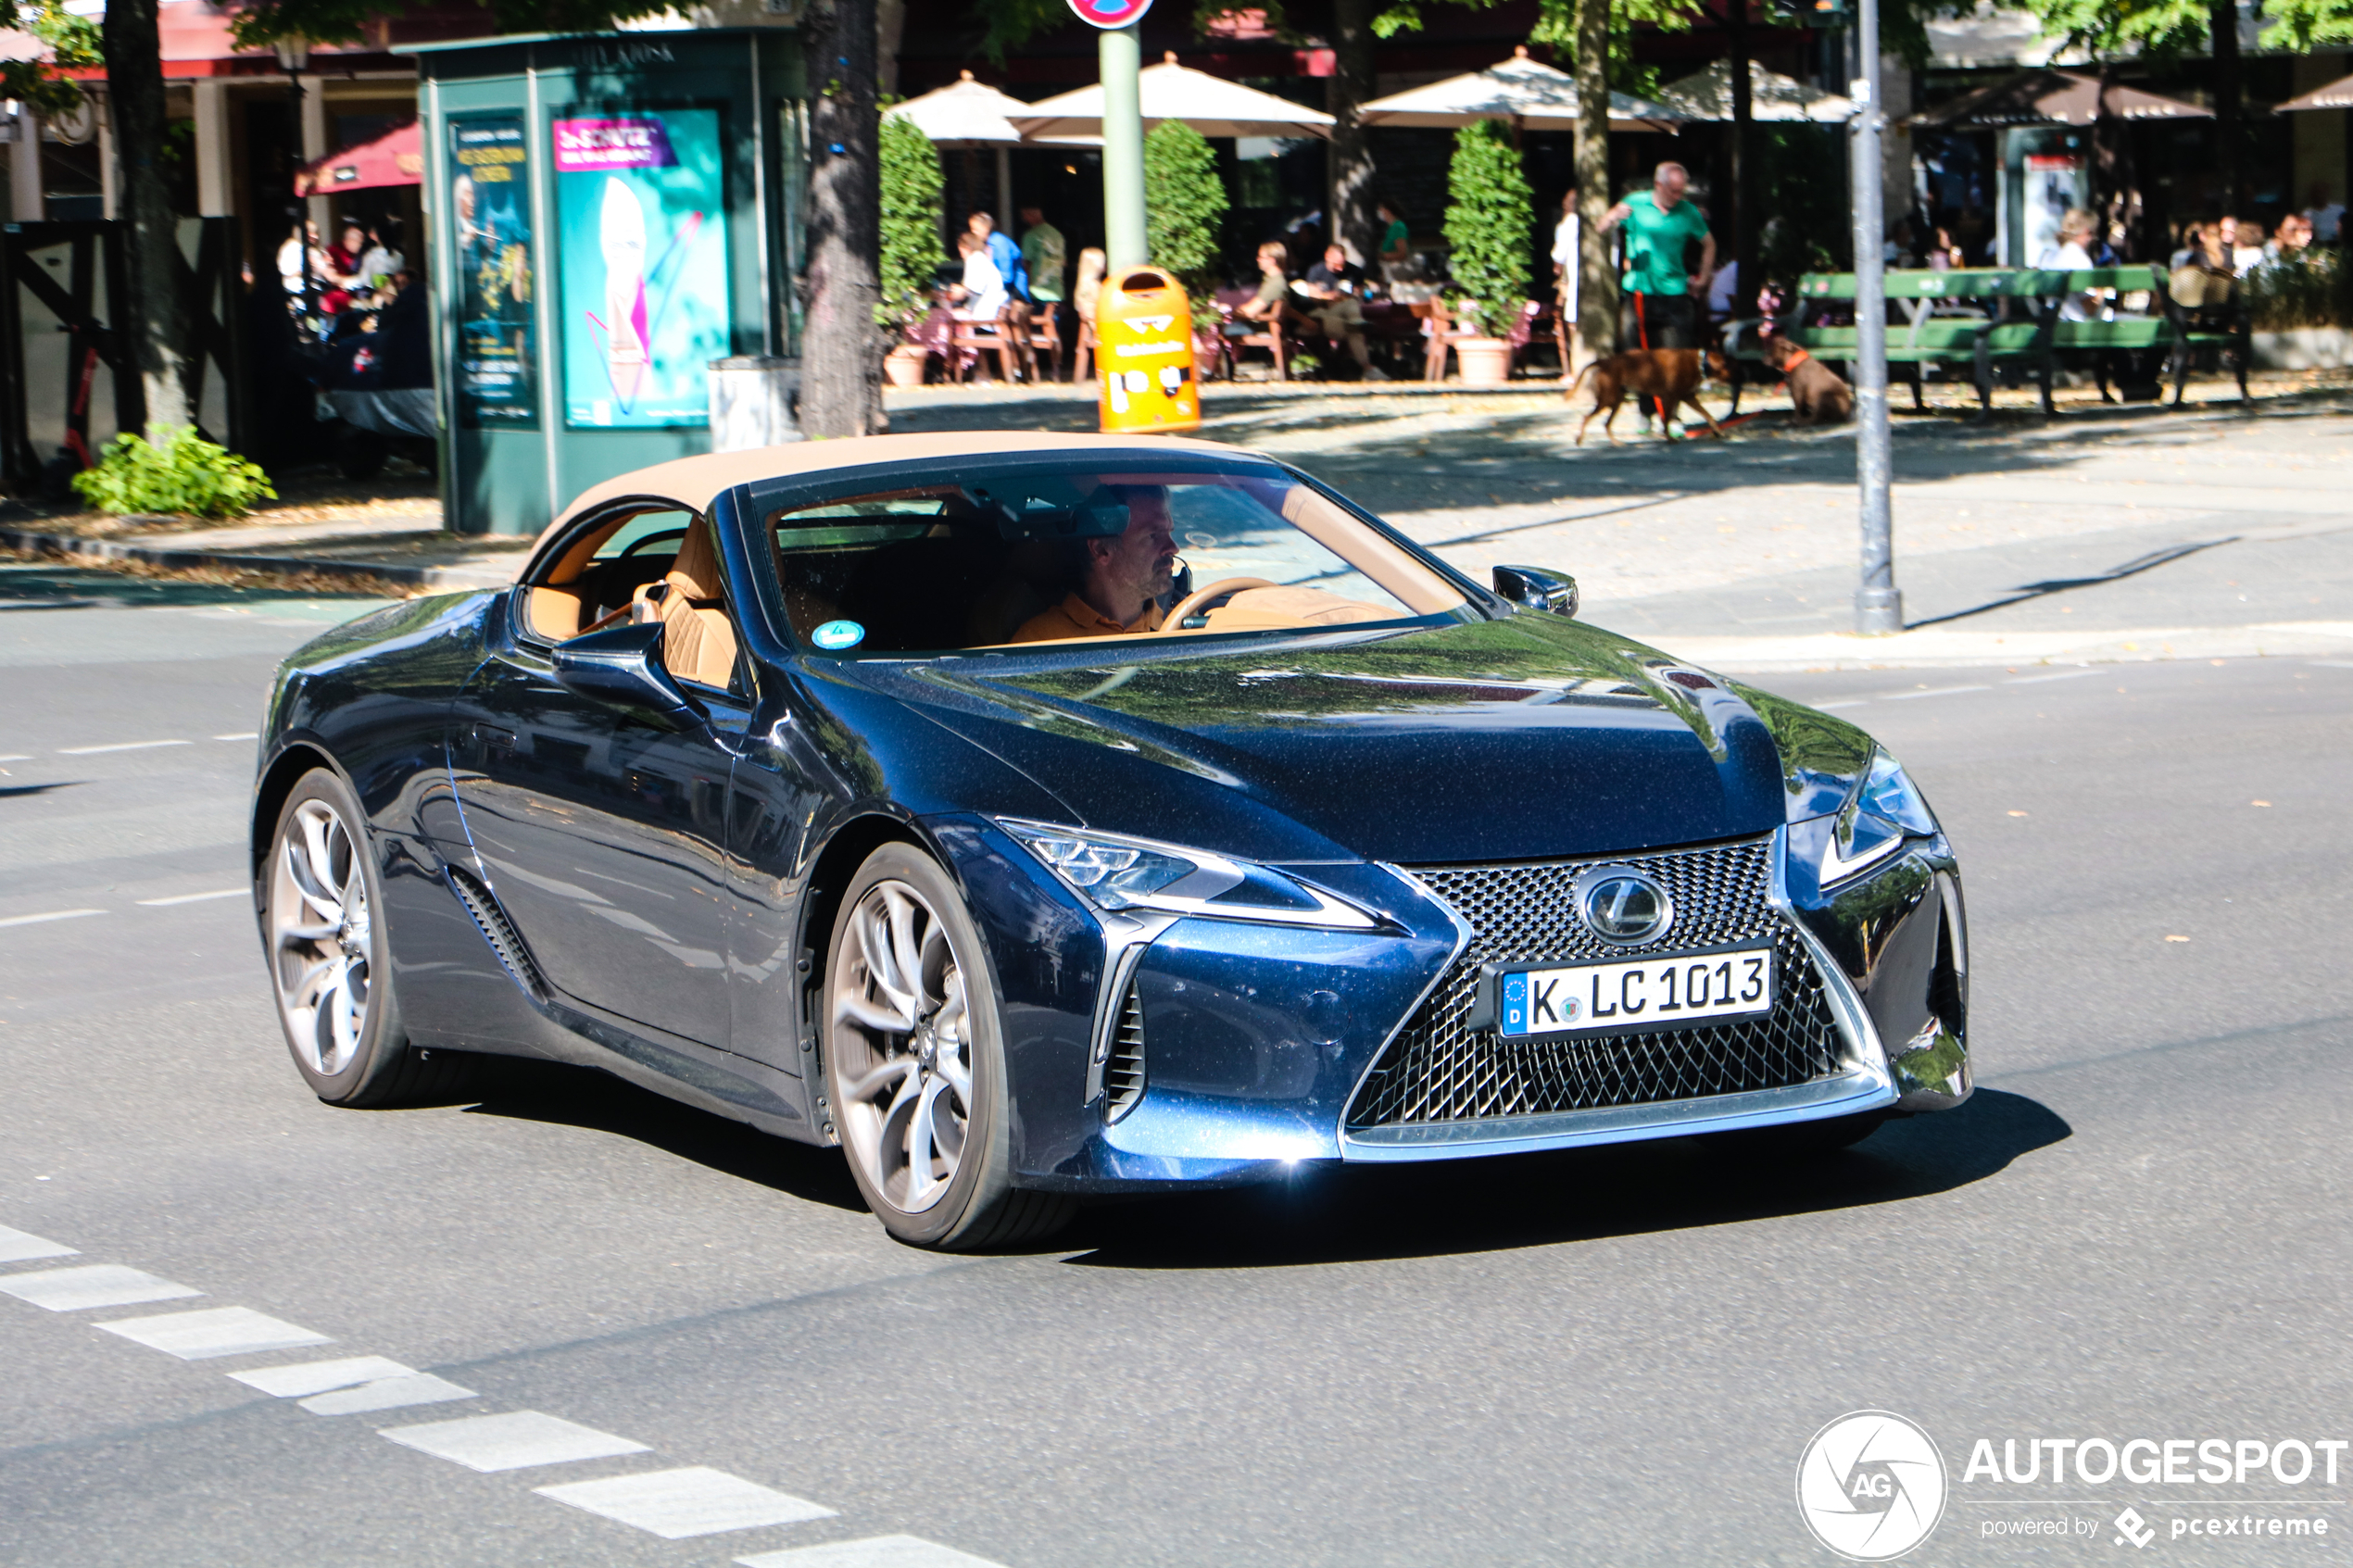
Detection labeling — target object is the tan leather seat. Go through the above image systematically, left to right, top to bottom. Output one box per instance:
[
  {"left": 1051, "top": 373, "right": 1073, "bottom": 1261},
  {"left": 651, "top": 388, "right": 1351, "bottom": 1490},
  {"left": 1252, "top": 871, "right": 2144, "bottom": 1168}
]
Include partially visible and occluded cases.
[{"left": 631, "top": 521, "right": 741, "bottom": 691}]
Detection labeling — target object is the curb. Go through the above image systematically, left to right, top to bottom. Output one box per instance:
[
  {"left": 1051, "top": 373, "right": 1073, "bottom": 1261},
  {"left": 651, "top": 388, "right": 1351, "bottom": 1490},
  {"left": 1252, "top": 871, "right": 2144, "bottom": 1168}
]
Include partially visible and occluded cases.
[{"left": 0, "top": 525, "right": 513, "bottom": 593}]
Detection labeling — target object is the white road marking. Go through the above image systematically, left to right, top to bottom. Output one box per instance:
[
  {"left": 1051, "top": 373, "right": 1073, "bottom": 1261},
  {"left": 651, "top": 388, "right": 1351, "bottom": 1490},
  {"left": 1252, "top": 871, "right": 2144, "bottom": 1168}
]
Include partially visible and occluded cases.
[
  {"left": 2309, "top": 660, "right": 2353, "bottom": 670},
  {"left": 2004, "top": 668, "right": 2103, "bottom": 684},
  {"left": 1882, "top": 684, "right": 1992, "bottom": 701},
  {"left": 1814, "top": 700, "right": 1868, "bottom": 710},
  {"left": 212, "top": 732, "right": 259, "bottom": 741},
  {"left": 57, "top": 739, "right": 192, "bottom": 755},
  {"left": 0, "top": 753, "right": 30, "bottom": 762},
  {"left": 135, "top": 889, "right": 246, "bottom": 907},
  {"left": 0, "top": 909, "right": 107, "bottom": 929},
  {"left": 0, "top": 1224, "right": 78, "bottom": 1263},
  {"left": 0, "top": 1264, "right": 202, "bottom": 1311},
  {"left": 96, "top": 1305, "right": 333, "bottom": 1360},
  {"left": 232, "top": 1355, "right": 417, "bottom": 1398},
  {"left": 301, "top": 1374, "right": 477, "bottom": 1415},
  {"left": 379, "top": 1411, "right": 650, "bottom": 1473},
  {"left": 535, "top": 1467, "right": 836, "bottom": 1539},
  {"left": 737, "top": 1537, "right": 1011, "bottom": 1568}
]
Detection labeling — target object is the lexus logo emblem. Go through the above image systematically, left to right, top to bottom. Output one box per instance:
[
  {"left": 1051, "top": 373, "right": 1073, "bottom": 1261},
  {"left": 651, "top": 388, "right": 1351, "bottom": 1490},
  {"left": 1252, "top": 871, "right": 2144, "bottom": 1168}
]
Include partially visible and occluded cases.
[{"left": 1576, "top": 869, "right": 1673, "bottom": 945}]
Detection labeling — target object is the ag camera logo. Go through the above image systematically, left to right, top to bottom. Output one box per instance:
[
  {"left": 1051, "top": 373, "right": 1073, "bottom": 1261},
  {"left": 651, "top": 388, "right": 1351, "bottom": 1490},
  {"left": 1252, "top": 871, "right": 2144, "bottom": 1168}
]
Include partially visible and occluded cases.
[{"left": 1797, "top": 1411, "right": 1948, "bottom": 1560}]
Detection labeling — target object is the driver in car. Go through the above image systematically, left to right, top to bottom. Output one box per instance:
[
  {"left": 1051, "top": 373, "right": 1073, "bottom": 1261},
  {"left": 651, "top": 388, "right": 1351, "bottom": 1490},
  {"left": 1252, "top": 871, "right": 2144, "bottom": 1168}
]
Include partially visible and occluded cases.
[{"left": 1013, "top": 484, "right": 1179, "bottom": 642}]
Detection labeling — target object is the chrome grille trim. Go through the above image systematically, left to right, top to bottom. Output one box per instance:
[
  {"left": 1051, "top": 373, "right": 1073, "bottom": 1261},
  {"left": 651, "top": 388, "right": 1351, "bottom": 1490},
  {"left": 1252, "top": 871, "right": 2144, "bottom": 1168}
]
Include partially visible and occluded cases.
[{"left": 1343, "top": 833, "right": 1870, "bottom": 1137}]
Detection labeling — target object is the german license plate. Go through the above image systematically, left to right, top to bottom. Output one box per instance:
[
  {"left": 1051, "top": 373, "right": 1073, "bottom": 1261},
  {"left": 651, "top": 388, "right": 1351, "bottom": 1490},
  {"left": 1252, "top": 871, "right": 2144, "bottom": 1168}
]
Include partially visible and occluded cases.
[{"left": 1497, "top": 946, "right": 1776, "bottom": 1037}]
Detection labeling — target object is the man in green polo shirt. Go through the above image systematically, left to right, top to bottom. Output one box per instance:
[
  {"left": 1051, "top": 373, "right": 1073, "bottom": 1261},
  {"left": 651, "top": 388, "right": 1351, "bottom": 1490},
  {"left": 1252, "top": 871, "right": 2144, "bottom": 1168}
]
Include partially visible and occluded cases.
[{"left": 1602, "top": 161, "right": 1715, "bottom": 352}]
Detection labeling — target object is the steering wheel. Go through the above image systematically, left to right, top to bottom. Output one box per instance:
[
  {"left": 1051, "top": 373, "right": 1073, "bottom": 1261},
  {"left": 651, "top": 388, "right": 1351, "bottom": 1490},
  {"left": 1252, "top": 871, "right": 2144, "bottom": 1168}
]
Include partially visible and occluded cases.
[{"left": 1161, "top": 577, "right": 1278, "bottom": 631}]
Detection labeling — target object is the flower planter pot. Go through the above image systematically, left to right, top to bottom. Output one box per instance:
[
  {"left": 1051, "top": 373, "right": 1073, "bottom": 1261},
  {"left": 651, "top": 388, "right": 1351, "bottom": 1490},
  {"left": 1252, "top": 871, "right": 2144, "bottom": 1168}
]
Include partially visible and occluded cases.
[
  {"left": 1454, "top": 337, "right": 1513, "bottom": 386},
  {"left": 883, "top": 346, "right": 930, "bottom": 387}
]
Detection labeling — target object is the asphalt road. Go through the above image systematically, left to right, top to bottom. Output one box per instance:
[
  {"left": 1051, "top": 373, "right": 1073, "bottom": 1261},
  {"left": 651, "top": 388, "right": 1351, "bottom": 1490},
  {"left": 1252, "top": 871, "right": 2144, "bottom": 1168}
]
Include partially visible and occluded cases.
[{"left": 5, "top": 561, "right": 2351, "bottom": 1566}]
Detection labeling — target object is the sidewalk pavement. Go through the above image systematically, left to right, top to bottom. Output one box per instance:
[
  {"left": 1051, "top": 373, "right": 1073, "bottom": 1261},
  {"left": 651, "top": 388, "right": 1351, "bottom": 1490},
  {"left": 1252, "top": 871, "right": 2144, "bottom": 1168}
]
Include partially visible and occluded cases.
[{"left": 4, "top": 373, "right": 2348, "bottom": 671}]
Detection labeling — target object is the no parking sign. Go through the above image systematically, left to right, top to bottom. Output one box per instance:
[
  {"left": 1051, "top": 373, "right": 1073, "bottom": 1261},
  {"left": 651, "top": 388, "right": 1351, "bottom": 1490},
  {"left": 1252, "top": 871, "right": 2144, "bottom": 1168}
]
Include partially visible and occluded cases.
[{"left": 1067, "top": 0, "right": 1152, "bottom": 27}]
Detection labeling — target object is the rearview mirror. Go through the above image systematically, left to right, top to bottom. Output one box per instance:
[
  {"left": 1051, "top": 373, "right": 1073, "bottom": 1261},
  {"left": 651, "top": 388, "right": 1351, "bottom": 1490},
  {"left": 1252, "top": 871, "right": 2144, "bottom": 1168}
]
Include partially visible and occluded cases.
[
  {"left": 1492, "top": 564, "right": 1579, "bottom": 618},
  {"left": 551, "top": 621, "right": 698, "bottom": 726}
]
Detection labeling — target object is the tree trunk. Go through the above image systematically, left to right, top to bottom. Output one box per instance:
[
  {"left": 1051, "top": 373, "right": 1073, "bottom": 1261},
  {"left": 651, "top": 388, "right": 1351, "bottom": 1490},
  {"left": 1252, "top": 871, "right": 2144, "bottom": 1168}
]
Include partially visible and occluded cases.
[
  {"left": 102, "top": 0, "right": 190, "bottom": 432},
  {"left": 802, "top": 0, "right": 884, "bottom": 438},
  {"left": 875, "top": 0, "right": 905, "bottom": 97},
  {"left": 1327, "top": 0, "right": 1377, "bottom": 264},
  {"left": 1573, "top": 0, "right": 1617, "bottom": 357},
  {"left": 1727, "top": 0, "right": 1753, "bottom": 318},
  {"left": 2209, "top": 0, "right": 2241, "bottom": 215}
]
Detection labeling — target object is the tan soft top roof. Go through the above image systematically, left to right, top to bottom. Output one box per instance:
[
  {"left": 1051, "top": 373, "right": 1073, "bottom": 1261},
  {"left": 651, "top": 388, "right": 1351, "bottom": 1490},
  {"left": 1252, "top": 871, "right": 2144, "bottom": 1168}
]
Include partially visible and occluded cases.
[{"left": 539, "top": 431, "right": 1256, "bottom": 548}]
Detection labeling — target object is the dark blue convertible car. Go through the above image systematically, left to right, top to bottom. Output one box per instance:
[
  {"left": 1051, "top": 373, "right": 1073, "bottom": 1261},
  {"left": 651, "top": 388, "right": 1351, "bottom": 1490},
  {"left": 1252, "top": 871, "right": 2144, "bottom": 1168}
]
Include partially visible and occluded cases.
[{"left": 250, "top": 433, "right": 1970, "bottom": 1248}]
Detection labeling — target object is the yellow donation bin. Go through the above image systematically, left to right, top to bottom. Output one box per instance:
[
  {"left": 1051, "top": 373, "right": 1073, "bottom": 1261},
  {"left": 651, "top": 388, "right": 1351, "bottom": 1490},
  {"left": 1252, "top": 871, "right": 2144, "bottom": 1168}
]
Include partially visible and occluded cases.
[{"left": 1095, "top": 268, "right": 1202, "bottom": 434}]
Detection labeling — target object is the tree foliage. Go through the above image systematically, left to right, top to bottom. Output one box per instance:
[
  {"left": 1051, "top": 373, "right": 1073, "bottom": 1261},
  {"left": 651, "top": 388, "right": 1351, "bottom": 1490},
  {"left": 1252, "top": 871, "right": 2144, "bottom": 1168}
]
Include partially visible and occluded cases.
[
  {"left": 1, "top": 0, "right": 99, "bottom": 119},
  {"left": 877, "top": 114, "right": 944, "bottom": 326},
  {"left": 1142, "top": 119, "right": 1228, "bottom": 332},
  {"left": 1442, "top": 119, "right": 1534, "bottom": 335},
  {"left": 73, "top": 425, "right": 276, "bottom": 519}
]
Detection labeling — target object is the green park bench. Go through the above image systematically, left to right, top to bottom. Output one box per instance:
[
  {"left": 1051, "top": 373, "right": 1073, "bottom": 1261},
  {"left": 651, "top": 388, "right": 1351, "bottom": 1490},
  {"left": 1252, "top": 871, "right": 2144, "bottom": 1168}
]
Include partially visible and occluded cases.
[
  {"left": 1724, "top": 265, "right": 2249, "bottom": 415},
  {"left": 2045, "top": 265, "right": 2249, "bottom": 406},
  {"left": 1725, "top": 270, "right": 2060, "bottom": 415}
]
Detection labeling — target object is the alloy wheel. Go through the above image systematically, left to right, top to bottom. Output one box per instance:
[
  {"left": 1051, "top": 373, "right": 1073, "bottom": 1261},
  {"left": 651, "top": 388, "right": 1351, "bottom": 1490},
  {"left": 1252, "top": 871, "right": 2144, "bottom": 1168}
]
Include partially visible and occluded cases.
[
  {"left": 271, "top": 797, "right": 373, "bottom": 1077},
  {"left": 829, "top": 879, "right": 973, "bottom": 1215}
]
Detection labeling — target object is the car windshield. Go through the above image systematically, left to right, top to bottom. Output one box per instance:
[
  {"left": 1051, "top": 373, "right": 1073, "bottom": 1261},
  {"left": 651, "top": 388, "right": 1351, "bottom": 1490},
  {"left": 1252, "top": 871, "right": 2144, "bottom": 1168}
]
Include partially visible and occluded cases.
[{"left": 760, "top": 459, "right": 1468, "bottom": 657}]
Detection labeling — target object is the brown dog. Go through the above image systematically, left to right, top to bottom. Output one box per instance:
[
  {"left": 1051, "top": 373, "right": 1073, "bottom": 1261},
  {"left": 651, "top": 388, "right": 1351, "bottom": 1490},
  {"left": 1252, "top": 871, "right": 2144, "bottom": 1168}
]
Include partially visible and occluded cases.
[
  {"left": 1760, "top": 335, "right": 1855, "bottom": 424},
  {"left": 1564, "top": 347, "right": 1729, "bottom": 445}
]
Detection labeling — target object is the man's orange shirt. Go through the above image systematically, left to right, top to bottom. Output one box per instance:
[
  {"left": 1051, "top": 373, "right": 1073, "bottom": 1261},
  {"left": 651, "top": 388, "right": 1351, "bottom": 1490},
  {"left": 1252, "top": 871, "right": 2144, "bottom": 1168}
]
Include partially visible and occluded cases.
[{"left": 1012, "top": 593, "right": 1165, "bottom": 644}]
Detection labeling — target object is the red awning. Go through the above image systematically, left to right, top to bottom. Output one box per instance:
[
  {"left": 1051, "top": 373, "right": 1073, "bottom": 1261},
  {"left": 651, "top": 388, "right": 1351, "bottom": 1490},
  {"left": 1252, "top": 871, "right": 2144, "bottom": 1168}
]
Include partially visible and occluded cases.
[{"left": 294, "top": 119, "right": 422, "bottom": 196}]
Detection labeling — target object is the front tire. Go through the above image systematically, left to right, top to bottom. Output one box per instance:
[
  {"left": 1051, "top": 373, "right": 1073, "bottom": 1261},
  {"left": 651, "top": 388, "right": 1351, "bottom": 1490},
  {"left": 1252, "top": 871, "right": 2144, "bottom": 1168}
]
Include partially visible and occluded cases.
[
  {"left": 264, "top": 770, "right": 474, "bottom": 1107},
  {"left": 822, "top": 845, "right": 1075, "bottom": 1250}
]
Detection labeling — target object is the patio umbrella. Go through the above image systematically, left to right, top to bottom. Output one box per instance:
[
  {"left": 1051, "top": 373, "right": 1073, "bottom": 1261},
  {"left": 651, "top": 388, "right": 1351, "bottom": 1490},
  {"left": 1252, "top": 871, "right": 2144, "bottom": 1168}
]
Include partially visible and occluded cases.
[
  {"left": 1356, "top": 46, "right": 1685, "bottom": 135},
  {"left": 1009, "top": 54, "right": 1335, "bottom": 141},
  {"left": 1655, "top": 59, "right": 1855, "bottom": 123},
  {"left": 1906, "top": 69, "right": 2210, "bottom": 128},
  {"left": 887, "top": 70, "right": 1102, "bottom": 148},
  {"left": 887, "top": 72, "right": 1098, "bottom": 231},
  {"left": 2276, "top": 73, "right": 2353, "bottom": 112},
  {"left": 293, "top": 119, "right": 422, "bottom": 196}
]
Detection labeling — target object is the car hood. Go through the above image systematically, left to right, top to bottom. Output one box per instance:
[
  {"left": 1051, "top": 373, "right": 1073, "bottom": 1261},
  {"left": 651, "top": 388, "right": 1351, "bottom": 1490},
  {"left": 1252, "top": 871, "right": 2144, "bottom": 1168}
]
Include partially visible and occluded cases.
[{"left": 849, "top": 615, "right": 1791, "bottom": 866}]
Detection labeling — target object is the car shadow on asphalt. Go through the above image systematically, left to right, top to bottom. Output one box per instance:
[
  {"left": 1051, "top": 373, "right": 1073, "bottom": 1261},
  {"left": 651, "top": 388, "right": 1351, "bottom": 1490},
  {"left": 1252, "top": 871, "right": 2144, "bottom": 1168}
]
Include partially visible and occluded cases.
[
  {"left": 459, "top": 1059, "right": 871, "bottom": 1215},
  {"left": 1058, "top": 1087, "right": 2070, "bottom": 1269}
]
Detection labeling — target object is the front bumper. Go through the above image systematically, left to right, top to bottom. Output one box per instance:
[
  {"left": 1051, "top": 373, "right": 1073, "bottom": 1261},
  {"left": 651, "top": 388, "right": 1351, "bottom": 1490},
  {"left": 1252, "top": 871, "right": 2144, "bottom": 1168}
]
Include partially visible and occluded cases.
[{"left": 934, "top": 819, "right": 1969, "bottom": 1193}]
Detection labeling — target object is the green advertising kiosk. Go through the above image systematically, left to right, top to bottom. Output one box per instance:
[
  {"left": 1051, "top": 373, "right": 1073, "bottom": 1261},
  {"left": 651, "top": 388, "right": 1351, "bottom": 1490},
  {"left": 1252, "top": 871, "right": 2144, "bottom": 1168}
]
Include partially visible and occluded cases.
[{"left": 408, "top": 30, "right": 806, "bottom": 534}]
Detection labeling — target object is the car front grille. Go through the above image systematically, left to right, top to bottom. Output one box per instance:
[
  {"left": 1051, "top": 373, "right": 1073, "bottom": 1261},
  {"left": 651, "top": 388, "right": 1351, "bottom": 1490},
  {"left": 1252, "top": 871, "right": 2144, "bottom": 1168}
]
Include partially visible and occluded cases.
[
  {"left": 1345, "top": 836, "right": 1846, "bottom": 1132},
  {"left": 1105, "top": 981, "right": 1147, "bottom": 1123}
]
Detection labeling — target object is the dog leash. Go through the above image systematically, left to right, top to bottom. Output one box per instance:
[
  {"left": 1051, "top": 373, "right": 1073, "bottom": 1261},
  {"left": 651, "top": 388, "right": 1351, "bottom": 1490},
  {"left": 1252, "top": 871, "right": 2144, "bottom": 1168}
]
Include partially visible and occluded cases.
[{"left": 1632, "top": 291, "right": 1670, "bottom": 430}]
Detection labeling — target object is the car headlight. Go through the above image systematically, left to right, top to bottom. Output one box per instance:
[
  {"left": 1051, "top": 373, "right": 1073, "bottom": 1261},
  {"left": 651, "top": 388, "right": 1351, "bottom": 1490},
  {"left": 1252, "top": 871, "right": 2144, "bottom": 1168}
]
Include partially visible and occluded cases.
[
  {"left": 1815, "top": 748, "right": 1941, "bottom": 885},
  {"left": 998, "top": 820, "right": 1378, "bottom": 930}
]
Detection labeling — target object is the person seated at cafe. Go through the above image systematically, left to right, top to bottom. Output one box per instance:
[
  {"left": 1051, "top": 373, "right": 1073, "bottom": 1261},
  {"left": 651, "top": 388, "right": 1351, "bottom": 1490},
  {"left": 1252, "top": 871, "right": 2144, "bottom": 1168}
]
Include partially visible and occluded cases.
[
  {"left": 949, "top": 231, "right": 1006, "bottom": 322},
  {"left": 1234, "top": 242, "right": 1311, "bottom": 337},
  {"left": 1299, "top": 243, "right": 1387, "bottom": 380},
  {"left": 1012, "top": 485, "right": 1177, "bottom": 642}
]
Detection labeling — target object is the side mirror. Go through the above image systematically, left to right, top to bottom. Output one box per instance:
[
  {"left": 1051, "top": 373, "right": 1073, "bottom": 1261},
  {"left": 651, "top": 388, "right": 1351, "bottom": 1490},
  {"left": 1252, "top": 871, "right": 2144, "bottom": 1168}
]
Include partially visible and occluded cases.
[
  {"left": 1492, "top": 564, "right": 1579, "bottom": 619},
  {"left": 551, "top": 621, "right": 698, "bottom": 726}
]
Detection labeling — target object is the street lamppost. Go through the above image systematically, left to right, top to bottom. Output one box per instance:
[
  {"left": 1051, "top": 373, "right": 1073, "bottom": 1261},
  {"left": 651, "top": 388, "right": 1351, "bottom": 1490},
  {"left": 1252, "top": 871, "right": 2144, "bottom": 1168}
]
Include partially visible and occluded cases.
[
  {"left": 1848, "top": 0, "right": 1899, "bottom": 634},
  {"left": 276, "top": 36, "right": 313, "bottom": 331}
]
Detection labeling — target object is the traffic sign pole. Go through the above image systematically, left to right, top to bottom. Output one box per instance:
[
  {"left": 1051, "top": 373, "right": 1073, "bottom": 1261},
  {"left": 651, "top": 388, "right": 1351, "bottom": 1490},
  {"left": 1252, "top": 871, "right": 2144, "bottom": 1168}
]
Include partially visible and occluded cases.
[
  {"left": 1850, "top": 0, "right": 1900, "bottom": 634},
  {"left": 1099, "top": 23, "right": 1148, "bottom": 270}
]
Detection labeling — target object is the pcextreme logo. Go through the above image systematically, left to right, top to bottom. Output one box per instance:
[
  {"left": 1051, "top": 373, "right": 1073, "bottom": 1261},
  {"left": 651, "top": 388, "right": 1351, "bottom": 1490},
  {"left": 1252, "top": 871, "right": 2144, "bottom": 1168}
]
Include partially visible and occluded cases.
[{"left": 1797, "top": 1411, "right": 1950, "bottom": 1561}]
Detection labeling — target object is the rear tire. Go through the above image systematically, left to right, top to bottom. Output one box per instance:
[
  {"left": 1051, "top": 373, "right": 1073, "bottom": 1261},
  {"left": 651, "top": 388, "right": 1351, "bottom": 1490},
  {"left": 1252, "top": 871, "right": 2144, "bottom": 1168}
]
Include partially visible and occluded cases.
[
  {"left": 263, "top": 769, "right": 475, "bottom": 1108},
  {"left": 822, "top": 844, "right": 1076, "bottom": 1249}
]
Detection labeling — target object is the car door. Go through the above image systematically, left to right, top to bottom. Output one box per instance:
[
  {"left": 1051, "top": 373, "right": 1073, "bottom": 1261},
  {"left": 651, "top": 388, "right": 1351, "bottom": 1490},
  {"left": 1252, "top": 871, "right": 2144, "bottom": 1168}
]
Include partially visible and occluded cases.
[{"left": 448, "top": 508, "right": 750, "bottom": 1048}]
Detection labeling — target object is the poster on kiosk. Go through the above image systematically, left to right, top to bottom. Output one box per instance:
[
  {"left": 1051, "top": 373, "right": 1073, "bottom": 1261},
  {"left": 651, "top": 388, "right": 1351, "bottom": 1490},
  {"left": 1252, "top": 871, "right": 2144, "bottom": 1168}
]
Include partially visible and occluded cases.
[{"left": 553, "top": 108, "right": 733, "bottom": 428}]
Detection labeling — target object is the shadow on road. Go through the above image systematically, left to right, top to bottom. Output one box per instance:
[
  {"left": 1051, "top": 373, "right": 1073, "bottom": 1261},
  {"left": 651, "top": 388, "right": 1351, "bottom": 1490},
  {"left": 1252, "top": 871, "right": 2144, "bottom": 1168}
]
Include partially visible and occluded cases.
[
  {"left": 460, "top": 1059, "right": 871, "bottom": 1216},
  {"left": 1060, "top": 1088, "right": 2070, "bottom": 1269}
]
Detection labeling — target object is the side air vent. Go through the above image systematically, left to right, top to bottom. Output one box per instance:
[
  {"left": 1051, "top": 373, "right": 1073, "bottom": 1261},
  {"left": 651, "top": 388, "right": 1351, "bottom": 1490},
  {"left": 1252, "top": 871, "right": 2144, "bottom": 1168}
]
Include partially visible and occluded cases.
[
  {"left": 447, "top": 866, "right": 547, "bottom": 998},
  {"left": 1104, "top": 982, "right": 1147, "bottom": 1123}
]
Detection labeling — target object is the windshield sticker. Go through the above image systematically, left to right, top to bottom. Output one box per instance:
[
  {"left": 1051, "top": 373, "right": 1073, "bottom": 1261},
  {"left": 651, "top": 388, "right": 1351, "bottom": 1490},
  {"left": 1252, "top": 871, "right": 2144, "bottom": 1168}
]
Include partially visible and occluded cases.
[{"left": 812, "top": 620, "right": 866, "bottom": 651}]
